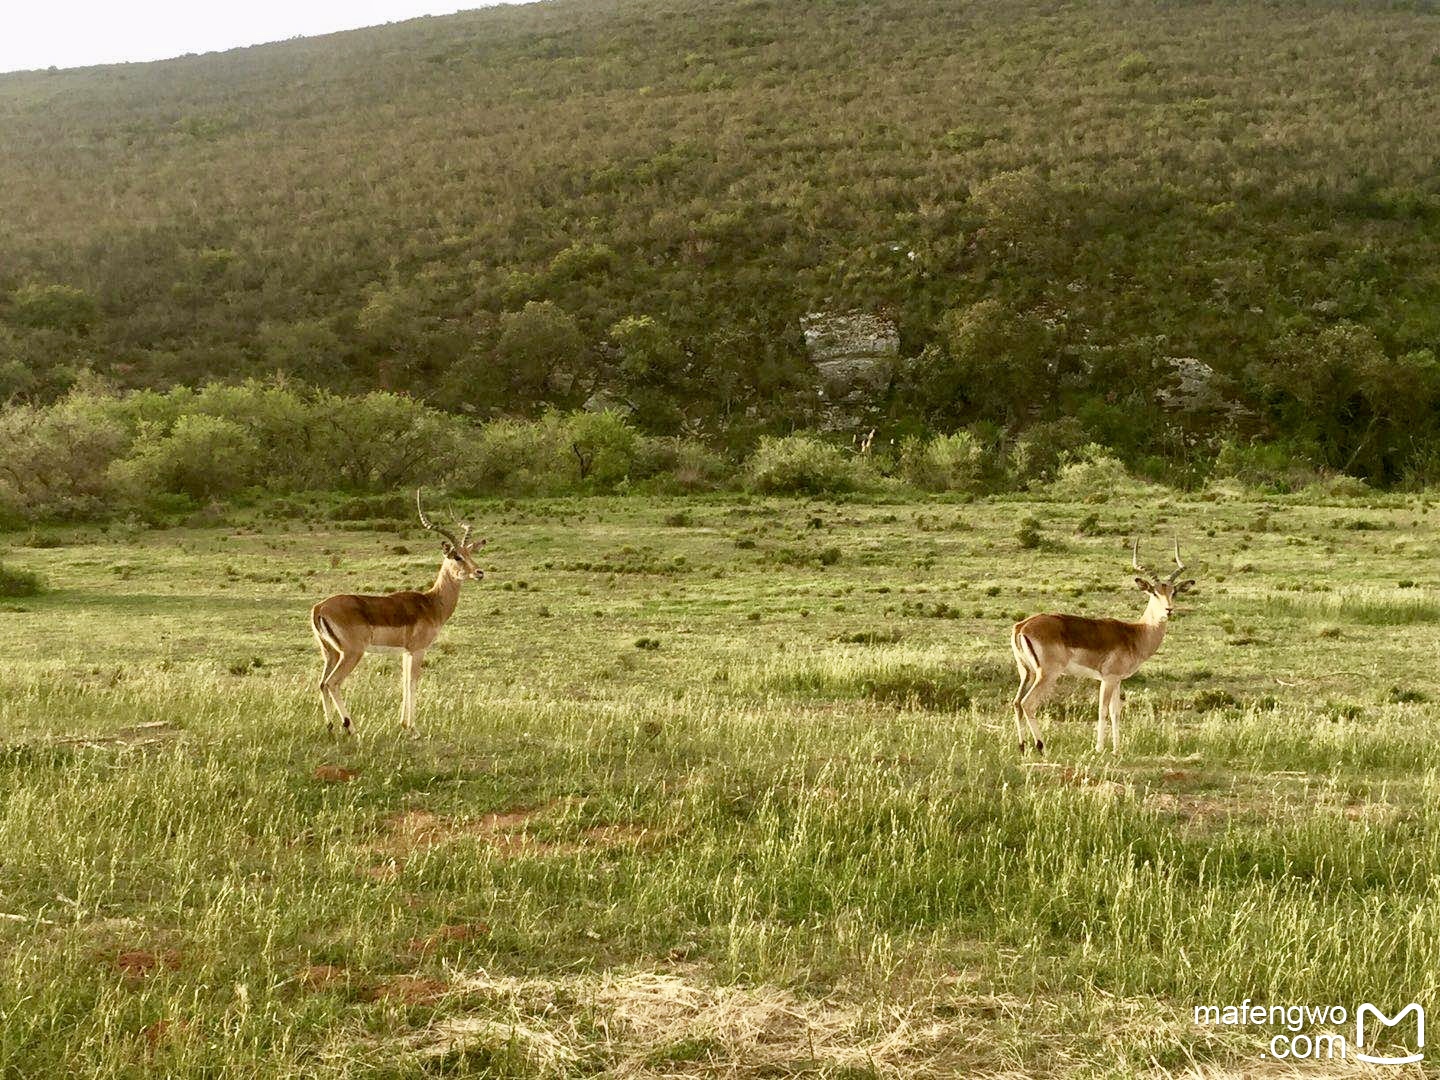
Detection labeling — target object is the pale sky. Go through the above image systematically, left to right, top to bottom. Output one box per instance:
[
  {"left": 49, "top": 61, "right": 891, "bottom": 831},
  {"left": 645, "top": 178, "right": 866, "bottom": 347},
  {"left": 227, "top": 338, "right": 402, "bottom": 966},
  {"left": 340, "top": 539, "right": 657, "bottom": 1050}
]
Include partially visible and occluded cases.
[{"left": 0, "top": 1, "right": 530, "bottom": 75}]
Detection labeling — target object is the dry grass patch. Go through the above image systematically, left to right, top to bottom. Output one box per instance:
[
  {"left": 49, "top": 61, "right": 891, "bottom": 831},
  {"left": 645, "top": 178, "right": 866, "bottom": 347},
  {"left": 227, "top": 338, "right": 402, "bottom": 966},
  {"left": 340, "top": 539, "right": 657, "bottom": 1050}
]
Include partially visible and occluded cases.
[
  {"left": 49, "top": 720, "right": 184, "bottom": 749},
  {"left": 365, "top": 803, "right": 665, "bottom": 864},
  {"left": 402, "top": 968, "right": 1041, "bottom": 1077}
]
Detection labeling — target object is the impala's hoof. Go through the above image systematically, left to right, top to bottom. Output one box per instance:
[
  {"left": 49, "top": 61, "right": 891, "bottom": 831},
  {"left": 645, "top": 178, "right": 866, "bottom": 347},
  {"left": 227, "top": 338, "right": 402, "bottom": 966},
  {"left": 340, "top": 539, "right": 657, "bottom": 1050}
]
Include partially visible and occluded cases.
[{"left": 1034, "top": 739, "right": 1044, "bottom": 754}]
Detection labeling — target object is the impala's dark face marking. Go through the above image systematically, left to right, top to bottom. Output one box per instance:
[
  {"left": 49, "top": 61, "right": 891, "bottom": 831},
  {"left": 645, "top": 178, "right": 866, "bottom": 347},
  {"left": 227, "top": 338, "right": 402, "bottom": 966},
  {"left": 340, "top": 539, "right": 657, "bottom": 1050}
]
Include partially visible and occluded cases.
[
  {"left": 441, "top": 540, "right": 485, "bottom": 581},
  {"left": 1135, "top": 576, "right": 1196, "bottom": 617}
]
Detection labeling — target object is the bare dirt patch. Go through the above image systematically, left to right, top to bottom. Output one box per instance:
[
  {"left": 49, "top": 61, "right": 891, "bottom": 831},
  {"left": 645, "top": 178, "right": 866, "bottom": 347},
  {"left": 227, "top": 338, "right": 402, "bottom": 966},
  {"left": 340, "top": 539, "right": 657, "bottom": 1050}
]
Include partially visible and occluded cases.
[
  {"left": 313, "top": 765, "right": 360, "bottom": 783},
  {"left": 404, "top": 922, "right": 491, "bottom": 955},
  {"left": 113, "top": 947, "right": 182, "bottom": 980},
  {"left": 297, "top": 964, "right": 350, "bottom": 991},
  {"left": 360, "top": 974, "right": 449, "bottom": 1005}
]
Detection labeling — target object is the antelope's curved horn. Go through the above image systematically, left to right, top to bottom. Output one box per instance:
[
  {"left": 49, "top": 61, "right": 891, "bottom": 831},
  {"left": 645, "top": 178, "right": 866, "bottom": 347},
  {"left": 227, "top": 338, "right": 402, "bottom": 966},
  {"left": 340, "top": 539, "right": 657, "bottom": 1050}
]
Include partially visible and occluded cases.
[
  {"left": 416, "top": 488, "right": 462, "bottom": 549},
  {"left": 1132, "top": 537, "right": 1156, "bottom": 579},
  {"left": 1166, "top": 539, "right": 1186, "bottom": 583}
]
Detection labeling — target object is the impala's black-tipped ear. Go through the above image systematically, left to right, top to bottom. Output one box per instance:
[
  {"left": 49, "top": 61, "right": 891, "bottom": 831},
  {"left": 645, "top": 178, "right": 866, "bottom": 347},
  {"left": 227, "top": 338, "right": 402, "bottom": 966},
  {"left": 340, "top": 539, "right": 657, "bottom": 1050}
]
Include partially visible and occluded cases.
[
  {"left": 442, "top": 541, "right": 454, "bottom": 556},
  {"left": 1135, "top": 577, "right": 1152, "bottom": 592},
  {"left": 1176, "top": 579, "right": 1197, "bottom": 594}
]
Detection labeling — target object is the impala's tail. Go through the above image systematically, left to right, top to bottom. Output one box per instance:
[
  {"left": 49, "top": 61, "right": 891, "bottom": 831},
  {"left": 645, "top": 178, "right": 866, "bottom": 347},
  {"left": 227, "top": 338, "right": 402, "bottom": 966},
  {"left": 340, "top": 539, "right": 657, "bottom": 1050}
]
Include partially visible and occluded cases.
[
  {"left": 311, "top": 608, "right": 343, "bottom": 653},
  {"left": 1011, "top": 623, "right": 1040, "bottom": 675}
]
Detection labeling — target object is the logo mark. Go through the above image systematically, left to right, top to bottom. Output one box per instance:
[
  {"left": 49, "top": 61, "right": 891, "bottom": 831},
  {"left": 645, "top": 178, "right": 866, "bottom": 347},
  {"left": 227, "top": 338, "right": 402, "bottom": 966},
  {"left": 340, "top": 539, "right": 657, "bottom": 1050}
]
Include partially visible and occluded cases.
[{"left": 1355, "top": 1003, "right": 1424, "bottom": 1066}]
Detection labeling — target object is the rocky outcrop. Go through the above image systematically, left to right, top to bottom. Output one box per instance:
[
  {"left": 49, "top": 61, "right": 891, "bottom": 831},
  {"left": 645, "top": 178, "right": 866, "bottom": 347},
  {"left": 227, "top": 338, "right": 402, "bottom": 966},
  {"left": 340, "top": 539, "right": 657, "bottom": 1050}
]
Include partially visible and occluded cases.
[
  {"left": 801, "top": 311, "right": 898, "bottom": 428},
  {"left": 1156, "top": 356, "right": 1249, "bottom": 420}
]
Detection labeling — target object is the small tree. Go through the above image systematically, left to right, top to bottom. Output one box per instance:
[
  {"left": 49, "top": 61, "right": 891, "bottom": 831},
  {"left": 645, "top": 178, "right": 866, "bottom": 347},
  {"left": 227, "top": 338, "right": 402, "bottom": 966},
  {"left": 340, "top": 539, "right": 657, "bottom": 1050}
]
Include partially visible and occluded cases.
[
  {"left": 9, "top": 283, "right": 98, "bottom": 334},
  {"left": 496, "top": 301, "right": 588, "bottom": 402}
]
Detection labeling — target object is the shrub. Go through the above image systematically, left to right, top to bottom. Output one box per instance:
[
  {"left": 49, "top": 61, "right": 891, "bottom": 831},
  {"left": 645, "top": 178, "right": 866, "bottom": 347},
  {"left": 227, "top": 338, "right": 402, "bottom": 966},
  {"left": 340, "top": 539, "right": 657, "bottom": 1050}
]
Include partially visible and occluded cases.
[
  {"left": 1117, "top": 52, "right": 1154, "bottom": 80},
  {"left": 9, "top": 283, "right": 98, "bottom": 333},
  {"left": 0, "top": 390, "right": 132, "bottom": 521},
  {"left": 318, "top": 391, "right": 469, "bottom": 492},
  {"left": 567, "top": 410, "right": 638, "bottom": 487},
  {"left": 457, "top": 411, "right": 645, "bottom": 494},
  {"left": 460, "top": 413, "right": 573, "bottom": 495},
  {"left": 111, "top": 414, "right": 259, "bottom": 501},
  {"left": 1010, "top": 418, "right": 1091, "bottom": 488},
  {"left": 898, "top": 431, "right": 988, "bottom": 492},
  {"left": 745, "top": 434, "right": 871, "bottom": 494},
  {"left": 634, "top": 437, "right": 733, "bottom": 492},
  {"left": 1211, "top": 439, "right": 1324, "bottom": 493},
  {"left": 1047, "top": 446, "right": 1148, "bottom": 502},
  {"left": 1301, "top": 474, "right": 1371, "bottom": 500},
  {"left": 330, "top": 493, "right": 415, "bottom": 521},
  {"left": 1016, "top": 515, "right": 1042, "bottom": 549},
  {"left": 0, "top": 563, "right": 42, "bottom": 597},
  {"left": 860, "top": 669, "right": 971, "bottom": 711},
  {"left": 1387, "top": 686, "right": 1428, "bottom": 704},
  {"left": 1192, "top": 689, "right": 1239, "bottom": 712}
]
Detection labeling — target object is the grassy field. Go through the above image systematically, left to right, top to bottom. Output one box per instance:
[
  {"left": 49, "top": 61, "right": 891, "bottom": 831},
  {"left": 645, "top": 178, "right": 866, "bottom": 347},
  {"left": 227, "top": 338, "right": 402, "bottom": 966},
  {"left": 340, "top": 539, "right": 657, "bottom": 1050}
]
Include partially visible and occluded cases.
[{"left": 1, "top": 491, "right": 1437, "bottom": 1077}]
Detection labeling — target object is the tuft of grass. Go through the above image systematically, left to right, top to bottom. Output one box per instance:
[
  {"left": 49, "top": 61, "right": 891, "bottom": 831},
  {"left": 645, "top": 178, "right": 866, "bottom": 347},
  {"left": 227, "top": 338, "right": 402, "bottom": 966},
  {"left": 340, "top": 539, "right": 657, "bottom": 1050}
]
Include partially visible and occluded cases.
[
  {"left": 1016, "top": 515, "right": 1042, "bottom": 550},
  {"left": 834, "top": 628, "right": 903, "bottom": 645},
  {"left": 1387, "top": 686, "right": 1428, "bottom": 704},
  {"left": 1192, "top": 689, "right": 1240, "bottom": 712}
]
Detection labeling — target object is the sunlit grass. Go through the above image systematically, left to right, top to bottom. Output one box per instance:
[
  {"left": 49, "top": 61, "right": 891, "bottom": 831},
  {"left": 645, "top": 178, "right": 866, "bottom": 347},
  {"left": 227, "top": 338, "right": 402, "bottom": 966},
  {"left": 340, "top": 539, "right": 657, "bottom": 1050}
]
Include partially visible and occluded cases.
[{"left": 0, "top": 493, "right": 1436, "bottom": 1076}]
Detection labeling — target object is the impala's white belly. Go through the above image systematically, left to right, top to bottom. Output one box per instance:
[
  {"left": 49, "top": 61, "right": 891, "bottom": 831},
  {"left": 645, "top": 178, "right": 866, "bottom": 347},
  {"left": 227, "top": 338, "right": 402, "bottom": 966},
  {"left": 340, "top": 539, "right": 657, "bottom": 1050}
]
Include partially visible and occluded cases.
[{"left": 1064, "top": 660, "right": 1103, "bottom": 680}]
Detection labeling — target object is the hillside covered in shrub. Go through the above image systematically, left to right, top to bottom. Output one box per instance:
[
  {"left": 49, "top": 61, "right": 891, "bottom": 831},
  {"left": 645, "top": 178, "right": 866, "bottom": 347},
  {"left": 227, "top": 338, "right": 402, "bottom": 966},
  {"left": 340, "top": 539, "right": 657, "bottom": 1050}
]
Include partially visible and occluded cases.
[{"left": 4, "top": 0, "right": 1440, "bottom": 482}]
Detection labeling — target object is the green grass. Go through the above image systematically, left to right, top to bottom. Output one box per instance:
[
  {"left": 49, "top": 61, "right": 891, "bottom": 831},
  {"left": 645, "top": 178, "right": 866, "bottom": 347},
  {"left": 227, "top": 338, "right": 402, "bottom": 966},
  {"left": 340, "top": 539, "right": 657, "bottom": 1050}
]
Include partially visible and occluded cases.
[{"left": 0, "top": 493, "right": 1437, "bottom": 1076}]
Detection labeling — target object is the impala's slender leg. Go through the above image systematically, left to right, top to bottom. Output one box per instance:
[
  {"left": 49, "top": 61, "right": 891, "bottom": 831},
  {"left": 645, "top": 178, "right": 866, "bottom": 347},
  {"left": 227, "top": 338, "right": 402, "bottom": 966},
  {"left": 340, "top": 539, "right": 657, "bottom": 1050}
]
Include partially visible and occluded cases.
[
  {"left": 318, "top": 642, "right": 341, "bottom": 732},
  {"left": 323, "top": 649, "right": 364, "bottom": 734},
  {"left": 401, "top": 651, "right": 424, "bottom": 733},
  {"left": 400, "top": 652, "right": 411, "bottom": 729},
  {"left": 1012, "top": 665, "right": 1035, "bottom": 752},
  {"left": 1019, "top": 669, "right": 1057, "bottom": 753},
  {"left": 1097, "top": 677, "right": 1122, "bottom": 753},
  {"left": 1108, "top": 681, "right": 1124, "bottom": 753}
]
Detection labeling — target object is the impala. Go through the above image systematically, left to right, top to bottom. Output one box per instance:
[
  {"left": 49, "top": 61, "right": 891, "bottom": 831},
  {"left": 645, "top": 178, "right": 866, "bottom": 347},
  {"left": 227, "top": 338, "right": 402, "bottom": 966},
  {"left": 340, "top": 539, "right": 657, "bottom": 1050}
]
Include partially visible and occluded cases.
[
  {"left": 310, "top": 491, "right": 485, "bottom": 734},
  {"left": 1010, "top": 540, "right": 1194, "bottom": 754}
]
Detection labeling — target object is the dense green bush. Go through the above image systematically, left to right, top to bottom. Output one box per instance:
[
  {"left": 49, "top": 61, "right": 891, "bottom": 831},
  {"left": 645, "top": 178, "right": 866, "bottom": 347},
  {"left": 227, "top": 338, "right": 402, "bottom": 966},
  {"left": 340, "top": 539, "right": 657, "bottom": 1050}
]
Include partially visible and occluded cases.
[
  {"left": 8, "top": 284, "right": 97, "bottom": 334},
  {"left": 0, "top": 378, "right": 1418, "bottom": 525},
  {"left": 0, "top": 390, "right": 131, "bottom": 521},
  {"left": 110, "top": 414, "right": 259, "bottom": 501},
  {"left": 453, "top": 414, "right": 567, "bottom": 496},
  {"left": 1010, "top": 418, "right": 1092, "bottom": 489},
  {"left": 898, "top": 432, "right": 990, "bottom": 493},
  {"left": 745, "top": 435, "right": 873, "bottom": 495},
  {"left": 633, "top": 437, "right": 731, "bottom": 492},
  {"left": 1211, "top": 439, "right": 1325, "bottom": 494},
  {"left": 1046, "top": 446, "right": 1150, "bottom": 503},
  {"left": 0, "top": 563, "right": 41, "bottom": 597}
]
